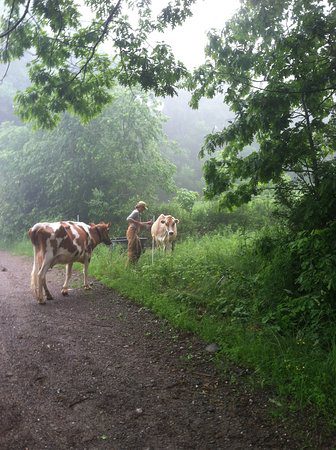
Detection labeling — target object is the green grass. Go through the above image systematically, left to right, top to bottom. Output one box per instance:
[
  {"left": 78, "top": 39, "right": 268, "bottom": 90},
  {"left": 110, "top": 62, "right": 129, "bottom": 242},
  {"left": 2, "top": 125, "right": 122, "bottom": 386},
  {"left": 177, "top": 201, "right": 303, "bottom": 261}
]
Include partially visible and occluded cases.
[
  {"left": 89, "top": 234, "right": 336, "bottom": 429},
  {"left": 0, "top": 237, "right": 33, "bottom": 256}
]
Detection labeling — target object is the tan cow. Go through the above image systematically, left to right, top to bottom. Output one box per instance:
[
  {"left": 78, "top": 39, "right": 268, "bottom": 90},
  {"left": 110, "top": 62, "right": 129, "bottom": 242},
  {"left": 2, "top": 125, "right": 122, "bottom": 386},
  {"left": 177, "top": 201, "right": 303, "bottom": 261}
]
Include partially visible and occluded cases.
[
  {"left": 151, "top": 214, "right": 179, "bottom": 252},
  {"left": 28, "top": 221, "right": 111, "bottom": 304}
]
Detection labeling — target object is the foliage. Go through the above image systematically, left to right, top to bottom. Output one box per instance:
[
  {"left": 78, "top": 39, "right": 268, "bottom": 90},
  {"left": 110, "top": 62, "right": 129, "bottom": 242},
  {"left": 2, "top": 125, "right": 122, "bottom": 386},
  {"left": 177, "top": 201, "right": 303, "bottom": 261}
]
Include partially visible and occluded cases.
[
  {"left": 0, "top": 0, "right": 196, "bottom": 128},
  {"left": 190, "top": 0, "right": 336, "bottom": 231},
  {"left": 0, "top": 78, "right": 19, "bottom": 123},
  {"left": 0, "top": 86, "right": 177, "bottom": 239},
  {"left": 88, "top": 188, "right": 111, "bottom": 224},
  {"left": 173, "top": 188, "right": 199, "bottom": 211},
  {"left": 192, "top": 191, "right": 275, "bottom": 234},
  {"left": 287, "top": 222, "right": 336, "bottom": 341},
  {"left": 292, "top": 223, "right": 336, "bottom": 302},
  {"left": 0, "top": 234, "right": 32, "bottom": 255}
]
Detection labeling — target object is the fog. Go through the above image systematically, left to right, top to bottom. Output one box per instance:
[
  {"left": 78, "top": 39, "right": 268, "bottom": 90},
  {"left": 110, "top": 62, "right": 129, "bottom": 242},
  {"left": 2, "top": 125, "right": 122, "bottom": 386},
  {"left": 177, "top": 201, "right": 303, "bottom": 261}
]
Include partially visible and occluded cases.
[
  {"left": 0, "top": 0, "right": 239, "bottom": 191},
  {"left": 153, "top": 0, "right": 240, "bottom": 69}
]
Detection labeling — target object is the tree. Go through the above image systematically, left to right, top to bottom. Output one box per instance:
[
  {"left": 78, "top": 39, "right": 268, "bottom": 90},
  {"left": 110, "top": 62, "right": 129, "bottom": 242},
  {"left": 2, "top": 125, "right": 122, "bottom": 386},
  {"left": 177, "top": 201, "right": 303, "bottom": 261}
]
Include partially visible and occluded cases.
[
  {"left": 0, "top": 0, "right": 195, "bottom": 128},
  {"left": 190, "top": 0, "right": 336, "bottom": 230},
  {"left": 0, "top": 86, "right": 176, "bottom": 239}
]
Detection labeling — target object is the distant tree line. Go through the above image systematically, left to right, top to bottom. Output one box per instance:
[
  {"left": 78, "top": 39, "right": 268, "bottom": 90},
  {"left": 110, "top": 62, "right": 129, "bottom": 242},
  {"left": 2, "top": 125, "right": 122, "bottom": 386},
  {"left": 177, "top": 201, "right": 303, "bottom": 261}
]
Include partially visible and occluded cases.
[{"left": 0, "top": 87, "right": 177, "bottom": 239}]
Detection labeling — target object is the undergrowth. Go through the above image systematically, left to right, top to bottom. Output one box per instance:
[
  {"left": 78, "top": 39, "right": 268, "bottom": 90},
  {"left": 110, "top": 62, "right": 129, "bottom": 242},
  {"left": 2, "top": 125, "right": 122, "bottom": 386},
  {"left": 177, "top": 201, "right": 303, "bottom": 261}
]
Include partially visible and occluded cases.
[{"left": 89, "top": 228, "right": 336, "bottom": 429}]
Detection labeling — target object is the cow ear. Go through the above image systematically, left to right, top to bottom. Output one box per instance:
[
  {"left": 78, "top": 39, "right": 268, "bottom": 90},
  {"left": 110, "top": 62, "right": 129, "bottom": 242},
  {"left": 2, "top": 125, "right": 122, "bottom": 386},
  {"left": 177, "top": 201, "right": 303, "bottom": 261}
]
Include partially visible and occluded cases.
[
  {"left": 174, "top": 219, "right": 179, "bottom": 224},
  {"left": 108, "top": 221, "right": 112, "bottom": 227}
]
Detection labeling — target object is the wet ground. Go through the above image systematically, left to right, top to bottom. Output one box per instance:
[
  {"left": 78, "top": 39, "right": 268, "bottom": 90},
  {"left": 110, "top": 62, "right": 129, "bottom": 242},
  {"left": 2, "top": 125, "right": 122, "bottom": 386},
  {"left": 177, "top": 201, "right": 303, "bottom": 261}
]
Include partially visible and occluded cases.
[{"left": 0, "top": 250, "right": 334, "bottom": 449}]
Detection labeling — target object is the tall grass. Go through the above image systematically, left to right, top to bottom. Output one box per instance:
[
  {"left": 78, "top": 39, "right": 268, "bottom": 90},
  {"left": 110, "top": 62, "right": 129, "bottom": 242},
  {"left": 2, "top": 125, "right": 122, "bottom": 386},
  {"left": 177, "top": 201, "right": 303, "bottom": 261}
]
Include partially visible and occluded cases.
[{"left": 89, "top": 230, "right": 336, "bottom": 425}]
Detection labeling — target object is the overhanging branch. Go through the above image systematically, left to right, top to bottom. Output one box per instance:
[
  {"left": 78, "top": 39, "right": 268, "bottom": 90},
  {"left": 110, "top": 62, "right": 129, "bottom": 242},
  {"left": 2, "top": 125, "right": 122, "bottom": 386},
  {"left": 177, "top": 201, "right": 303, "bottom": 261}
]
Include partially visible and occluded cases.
[
  {"left": 0, "top": 0, "right": 32, "bottom": 39},
  {"left": 72, "top": 0, "right": 123, "bottom": 81}
]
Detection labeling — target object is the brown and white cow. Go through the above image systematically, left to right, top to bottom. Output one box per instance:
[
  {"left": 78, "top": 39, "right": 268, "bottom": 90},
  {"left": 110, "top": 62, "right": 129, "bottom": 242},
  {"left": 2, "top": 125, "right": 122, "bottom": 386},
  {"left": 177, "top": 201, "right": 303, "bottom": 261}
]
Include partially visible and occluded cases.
[
  {"left": 151, "top": 214, "right": 179, "bottom": 252},
  {"left": 28, "top": 221, "right": 111, "bottom": 304}
]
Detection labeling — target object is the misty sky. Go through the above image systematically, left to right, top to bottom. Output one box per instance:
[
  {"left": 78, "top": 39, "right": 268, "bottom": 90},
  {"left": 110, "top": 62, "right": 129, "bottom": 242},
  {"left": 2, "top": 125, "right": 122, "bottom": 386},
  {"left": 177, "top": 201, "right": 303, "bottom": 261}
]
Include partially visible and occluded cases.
[
  {"left": 1, "top": 0, "right": 241, "bottom": 87},
  {"left": 80, "top": 0, "right": 240, "bottom": 70},
  {"left": 157, "top": 0, "right": 240, "bottom": 68}
]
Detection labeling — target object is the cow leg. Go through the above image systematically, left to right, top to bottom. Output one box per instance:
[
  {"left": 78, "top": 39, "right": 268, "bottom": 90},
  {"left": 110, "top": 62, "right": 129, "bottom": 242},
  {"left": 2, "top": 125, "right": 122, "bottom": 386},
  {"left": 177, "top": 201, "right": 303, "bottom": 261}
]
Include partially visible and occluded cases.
[
  {"left": 156, "top": 237, "right": 165, "bottom": 251},
  {"left": 155, "top": 238, "right": 163, "bottom": 250},
  {"left": 30, "top": 247, "right": 39, "bottom": 299},
  {"left": 38, "top": 254, "right": 52, "bottom": 300},
  {"left": 83, "top": 258, "right": 91, "bottom": 290},
  {"left": 37, "top": 262, "right": 50, "bottom": 304},
  {"left": 61, "top": 263, "right": 73, "bottom": 296},
  {"left": 43, "top": 279, "right": 53, "bottom": 300}
]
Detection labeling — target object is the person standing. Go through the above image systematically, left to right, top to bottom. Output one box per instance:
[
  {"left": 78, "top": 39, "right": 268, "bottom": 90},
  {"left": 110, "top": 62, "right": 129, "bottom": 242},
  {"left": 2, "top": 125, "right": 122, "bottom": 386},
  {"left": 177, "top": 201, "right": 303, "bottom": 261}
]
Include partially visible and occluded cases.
[{"left": 126, "top": 201, "right": 152, "bottom": 264}]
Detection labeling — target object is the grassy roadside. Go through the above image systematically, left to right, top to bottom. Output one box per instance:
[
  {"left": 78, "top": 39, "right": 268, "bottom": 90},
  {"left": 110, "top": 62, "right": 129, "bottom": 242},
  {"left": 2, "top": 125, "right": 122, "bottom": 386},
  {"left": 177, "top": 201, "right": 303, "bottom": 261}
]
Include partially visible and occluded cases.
[
  {"left": 89, "top": 235, "right": 336, "bottom": 434},
  {"left": 0, "top": 239, "right": 33, "bottom": 257}
]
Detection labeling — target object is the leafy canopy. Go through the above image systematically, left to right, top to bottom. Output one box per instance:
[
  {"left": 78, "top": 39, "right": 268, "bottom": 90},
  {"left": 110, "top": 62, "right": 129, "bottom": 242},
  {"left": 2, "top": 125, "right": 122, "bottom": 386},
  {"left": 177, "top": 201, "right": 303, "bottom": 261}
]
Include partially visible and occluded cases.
[
  {"left": 0, "top": 0, "right": 195, "bottom": 128},
  {"left": 190, "top": 0, "right": 336, "bottom": 230}
]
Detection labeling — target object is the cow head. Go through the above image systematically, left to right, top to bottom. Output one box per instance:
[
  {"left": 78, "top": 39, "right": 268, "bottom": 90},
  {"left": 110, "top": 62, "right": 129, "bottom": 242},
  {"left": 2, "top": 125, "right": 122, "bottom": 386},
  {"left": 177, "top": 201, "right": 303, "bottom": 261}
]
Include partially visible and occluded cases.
[
  {"left": 161, "top": 215, "right": 179, "bottom": 236},
  {"left": 92, "top": 222, "right": 112, "bottom": 245}
]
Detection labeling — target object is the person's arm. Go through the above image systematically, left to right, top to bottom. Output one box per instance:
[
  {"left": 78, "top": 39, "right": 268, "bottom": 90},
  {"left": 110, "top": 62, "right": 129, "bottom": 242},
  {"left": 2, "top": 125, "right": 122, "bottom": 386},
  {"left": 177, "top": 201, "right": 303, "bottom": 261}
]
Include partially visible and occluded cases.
[
  {"left": 127, "top": 211, "right": 152, "bottom": 228},
  {"left": 127, "top": 217, "right": 145, "bottom": 227},
  {"left": 135, "top": 219, "right": 152, "bottom": 229}
]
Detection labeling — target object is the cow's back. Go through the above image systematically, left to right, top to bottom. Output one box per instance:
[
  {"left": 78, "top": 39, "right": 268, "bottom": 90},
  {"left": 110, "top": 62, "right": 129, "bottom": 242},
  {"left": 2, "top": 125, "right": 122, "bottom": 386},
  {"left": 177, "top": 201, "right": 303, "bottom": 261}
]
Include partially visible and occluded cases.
[
  {"left": 28, "top": 221, "right": 90, "bottom": 264},
  {"left": 60, "top": 221, "right": 90, "bottom": 256}
]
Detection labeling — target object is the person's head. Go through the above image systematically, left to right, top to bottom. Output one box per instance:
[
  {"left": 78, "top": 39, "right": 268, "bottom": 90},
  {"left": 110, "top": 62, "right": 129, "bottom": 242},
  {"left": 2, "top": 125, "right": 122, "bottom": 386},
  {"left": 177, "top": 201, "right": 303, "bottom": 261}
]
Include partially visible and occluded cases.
[{"left": 136, "top": 201, "right": 148, "bottom": 213}]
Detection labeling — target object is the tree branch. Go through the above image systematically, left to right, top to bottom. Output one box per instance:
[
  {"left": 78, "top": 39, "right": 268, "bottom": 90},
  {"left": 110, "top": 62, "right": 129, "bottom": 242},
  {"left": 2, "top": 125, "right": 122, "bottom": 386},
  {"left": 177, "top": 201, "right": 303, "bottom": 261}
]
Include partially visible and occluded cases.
[
  {"left": 0, "top": 0, "right": 32, "bottom": 39},
  {"left": 72, "top": 0, "right": 123, "bottom": 81},
  {"left": 301, "top": 93, "right": 320, "bottom": 190}
]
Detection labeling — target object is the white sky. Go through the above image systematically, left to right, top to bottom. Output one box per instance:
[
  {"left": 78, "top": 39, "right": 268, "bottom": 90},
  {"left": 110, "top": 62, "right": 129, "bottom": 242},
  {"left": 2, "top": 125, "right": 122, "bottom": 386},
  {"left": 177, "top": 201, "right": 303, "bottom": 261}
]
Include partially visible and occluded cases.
[
  {"left": 84, "top": 0, "right": 240, "bottom": 69},
  {"left": 154, "top": 0, "right": 240, "bottom": 68}
]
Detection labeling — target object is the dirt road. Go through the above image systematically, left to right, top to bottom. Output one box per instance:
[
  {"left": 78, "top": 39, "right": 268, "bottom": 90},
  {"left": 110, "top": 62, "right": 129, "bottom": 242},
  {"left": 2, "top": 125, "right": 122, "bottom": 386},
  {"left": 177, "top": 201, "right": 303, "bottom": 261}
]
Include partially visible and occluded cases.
[{"left": 0, "top": 250, "right": 332, "bottom": 449}]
